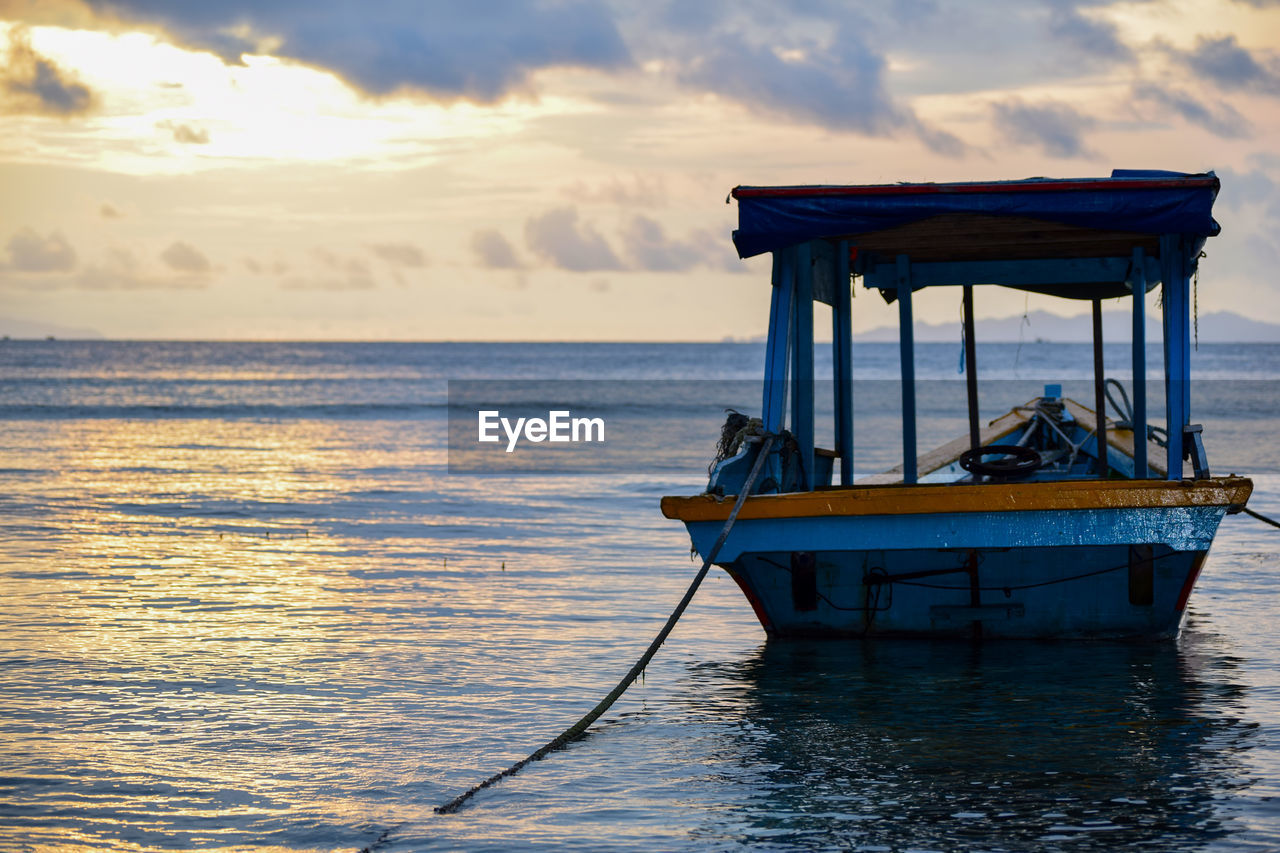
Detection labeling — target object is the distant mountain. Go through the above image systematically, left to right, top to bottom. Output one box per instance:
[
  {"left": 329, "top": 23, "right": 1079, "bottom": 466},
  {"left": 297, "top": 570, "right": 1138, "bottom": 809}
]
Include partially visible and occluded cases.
[
  {"left": 857, "top": 310, "right": 1280, "bottom": 343},
  {"left": 1194, "top": 312, "right": 1280, "bottom": 343},
  {"left": 0, "top": 315, "right": 104, "bottom": 340}
]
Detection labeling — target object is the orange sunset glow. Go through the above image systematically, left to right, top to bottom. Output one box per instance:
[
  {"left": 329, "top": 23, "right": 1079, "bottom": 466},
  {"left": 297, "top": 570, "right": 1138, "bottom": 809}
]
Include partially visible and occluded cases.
[
  {"left": 1, "top": 1, "right": 1278, "bottom": 341},
  {"left": 6, "top": 4, "right": 1280, "bottom": 851}
]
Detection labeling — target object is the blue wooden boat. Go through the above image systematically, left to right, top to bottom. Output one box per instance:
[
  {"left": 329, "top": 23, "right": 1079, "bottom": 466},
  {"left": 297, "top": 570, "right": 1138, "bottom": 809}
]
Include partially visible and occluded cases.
[{"left": 661, "top": 171, "right": 1252, "bottom": 640}]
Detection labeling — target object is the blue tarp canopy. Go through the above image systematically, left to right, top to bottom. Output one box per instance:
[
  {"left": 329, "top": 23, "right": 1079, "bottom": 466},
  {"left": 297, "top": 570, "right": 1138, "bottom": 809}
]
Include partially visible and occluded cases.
[{"left": 731, "top": 170, "right": 1220, "bottom": 261}]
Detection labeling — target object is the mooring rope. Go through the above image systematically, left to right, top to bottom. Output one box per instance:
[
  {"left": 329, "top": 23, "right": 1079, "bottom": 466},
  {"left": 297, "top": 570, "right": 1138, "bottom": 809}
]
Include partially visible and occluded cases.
[
  {"left": 434, "top": 434, "right": 777, "bottom": 816},
  {"left": 1242, "top": 506, "right": 1280, "bottom": 529}
]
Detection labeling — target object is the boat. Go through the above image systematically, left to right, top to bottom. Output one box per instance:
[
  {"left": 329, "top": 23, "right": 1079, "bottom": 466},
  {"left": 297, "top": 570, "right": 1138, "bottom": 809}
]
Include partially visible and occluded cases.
[{"left": 661, "top": 170, "right": 1252, "bottom": 640}]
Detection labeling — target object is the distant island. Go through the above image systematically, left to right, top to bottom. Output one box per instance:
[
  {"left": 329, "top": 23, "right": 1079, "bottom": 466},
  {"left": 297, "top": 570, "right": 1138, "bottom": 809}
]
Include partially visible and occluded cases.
[
  {"left": 6, "top": 310, "right": 1278, "bottom": 344},
  {"left": 723, "top": 310, "right": 1280, "bottom": 346},
  {"left": 855, "top": 310, "right": 1280, "bottom": 344},
  {"left": 0, "top": 316, "right": 105, "bottom": 340}
]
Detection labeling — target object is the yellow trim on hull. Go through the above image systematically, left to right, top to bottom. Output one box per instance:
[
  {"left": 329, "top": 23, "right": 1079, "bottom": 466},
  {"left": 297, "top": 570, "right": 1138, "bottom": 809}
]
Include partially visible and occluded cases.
[{"left": 660, "top": 476, "right": 1253, "bottom": 523}]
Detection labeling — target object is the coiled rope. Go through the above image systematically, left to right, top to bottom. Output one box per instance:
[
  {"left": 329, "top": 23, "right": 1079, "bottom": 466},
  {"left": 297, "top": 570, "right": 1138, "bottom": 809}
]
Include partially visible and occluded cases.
[
  {"left": 1104, "top": 378, "right": 1169, "bottom": 447},
  {"left": 434, "top": 434, "right": 777, "bottom": 815}
]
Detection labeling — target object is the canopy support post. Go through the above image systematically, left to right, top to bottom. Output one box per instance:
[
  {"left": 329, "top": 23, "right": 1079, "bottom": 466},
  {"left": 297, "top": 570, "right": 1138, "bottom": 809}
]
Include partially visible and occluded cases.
[
  {"left": 1161, "top": 234, "right": 1191, "bottom": 480},
  {"left": 833, "top": 240, "right": 853, "bottom": 486},
  {"left": 792, "top": 243, "right": 814, "bottom": 490},
  {"left": 1131, "top": 247, "right": 1148, "bottom": 479},
  {"left": 761, "top": 249, "right": 794, "bottom": 434},
  {"left": 897, "top": 254, "right": 917, "bottom": 484},
  {"left": 962, "top": 285, "right": 979, "bottom": 451},
  {"left": 1092, "top": 298, "right": 1109, "bottom": 478}
]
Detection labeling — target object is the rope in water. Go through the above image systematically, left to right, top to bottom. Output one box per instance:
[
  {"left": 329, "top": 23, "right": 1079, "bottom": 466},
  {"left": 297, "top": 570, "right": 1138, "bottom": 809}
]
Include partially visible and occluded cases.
[
  {"left": 1106, "top": 380, "right": 1280, "bottom": 529},
  {"left": 434, "top": 434, "right": 777, "bottom": 816},
  {"left": 1242, "top": 506, "right": 1280, "bottom": 529}
]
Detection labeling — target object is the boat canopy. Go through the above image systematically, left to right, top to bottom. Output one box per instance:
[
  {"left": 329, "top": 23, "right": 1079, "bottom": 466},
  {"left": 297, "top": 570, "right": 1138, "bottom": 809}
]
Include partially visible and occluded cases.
[
  {"left": 736, "top": 168, "right": 1220, "bottom": 489},
  {"left": 733, "top": 170, "right": 1219, "bottom": 301}
]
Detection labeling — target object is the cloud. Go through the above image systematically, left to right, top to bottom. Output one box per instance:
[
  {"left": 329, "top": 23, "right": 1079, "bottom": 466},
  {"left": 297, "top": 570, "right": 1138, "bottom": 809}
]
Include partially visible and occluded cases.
[
  {"left": 81, "top": 0, "right": 632, "bottom": 101},
  {"left": 82, "top": 2, "right": 966, "bottom": 151},
  {"left": 1044, "top": 3, "right": 1133, "bottom": 64},
  {"left": 622, "top": 6, "right": 963, "bottom": 152},
  {"left": 676, "top": 26, "right": 920, "bottom": 143},
  {"left": 0, "top": 27, "right": 94, "bottom": 116},
  {"left": 1171, "top": 34, "right": 1280, "bottom": 95},
  {"left": 1131, "top": 82, "right": 1251, "bottom": 138},
  {"left": 991, "top": 98, "right": 1096, "bottom": 158},
  {"left": 909, "top": 121, "right": 966, "bottom": 158},
  {"left": 170, "top": 122, "right": 210, "bottom": 144},
  {"left": 1214, "top": 166, "right": 1276, "bottom": 207},
  {"left": 563, "top": 175, "right": 668, "bottom": 207},
  {"left": 1266, "top": 197, "right": 1280, "bottom": 231},
  {"left": 100, "top": 203, "right": 124, "bottom": 219},
  {"left": 524, "top": 207, "right": 623, "bottom": 271},
  {"left": 517, "top": 211, "right": 746, "bottom": 274},
  {"left": 621, "top": 215, "right": 704, "bottom": 272},
  {"left": 620, "top": 216, "right": 747, "bottom": 273},
  {"left": 3, "top": 227, "right": 77, "bottom": 272},
  {"left": 472, "top": 229, "right": 523, "bottom": 269},
  {"left": 160, "top": 240, "right": 212, "bottom": 273},
  {"left": 0, "top": 241, "right": 208, "bottom": 290},
  {"left": 369, "top": 242, "right": 426, "bottom": 267},
  {"left": 56, "top": 247, "right": 206, "bottom": 290},
  {"left": 76, "top": 247, "right": 205, "bottom": 290},
  {"left": 281, "top": 248, "right": 375, "bottom": 289},
  {"left": 313, "top": 248, "right": 370, "bottom": 276},
  {"left": 243, "top": 257, "right": 289, "bottom": 275},
  {"left": 243, "top": 257, "right": 290, "bottom": 276},
  {"left": 281, "top": 275, "right": 375, "bottom": 291}
]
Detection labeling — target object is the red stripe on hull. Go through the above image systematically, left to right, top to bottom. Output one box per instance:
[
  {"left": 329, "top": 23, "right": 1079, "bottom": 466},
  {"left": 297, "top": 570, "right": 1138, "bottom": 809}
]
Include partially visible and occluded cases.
[
  {"left": 731, "top": 178, "right": 1218, "bottom": 199},
  {"left": 1174, "top": 551, "right": 1209, "bottom": 612},
  {"left": 727, "top": 568, "right": 772, "bottom": 632}
]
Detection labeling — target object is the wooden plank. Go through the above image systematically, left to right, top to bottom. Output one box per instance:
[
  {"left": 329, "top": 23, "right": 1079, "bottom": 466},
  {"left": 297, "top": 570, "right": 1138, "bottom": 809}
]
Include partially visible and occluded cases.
[{"left": 856, "top": 407, "right": 1031, "bottom": 485}]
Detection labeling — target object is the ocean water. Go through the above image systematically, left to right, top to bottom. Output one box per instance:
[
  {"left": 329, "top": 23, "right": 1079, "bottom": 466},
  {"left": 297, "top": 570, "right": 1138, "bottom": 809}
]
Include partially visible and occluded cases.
[{"left": 1, "top": 340, "right": 1279, "bottom": 852}]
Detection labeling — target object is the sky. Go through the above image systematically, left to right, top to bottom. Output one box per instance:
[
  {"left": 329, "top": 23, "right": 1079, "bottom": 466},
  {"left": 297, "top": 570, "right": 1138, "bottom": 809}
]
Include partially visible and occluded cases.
[{"left": 0, "top": 0, "right": 1278, "bottom": 341}]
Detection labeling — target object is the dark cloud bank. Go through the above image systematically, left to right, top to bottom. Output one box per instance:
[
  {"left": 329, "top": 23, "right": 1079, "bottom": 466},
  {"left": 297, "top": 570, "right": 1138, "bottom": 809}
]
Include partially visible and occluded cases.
[
  {"left": 84, "top": 0, "right": 963, "bottom": 152},
  {"left": 1, "top": 27, "right": 94, "bottom": 116}
]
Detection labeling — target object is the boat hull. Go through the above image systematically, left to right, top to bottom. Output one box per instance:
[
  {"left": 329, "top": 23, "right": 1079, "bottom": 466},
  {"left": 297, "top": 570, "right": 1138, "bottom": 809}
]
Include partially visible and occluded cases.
[
  {"left": 662, "top": 477, "right": 1251, "bottom": 641},
  {"left": 722, "top": 543, "right": 1206, "bottom": 640}
]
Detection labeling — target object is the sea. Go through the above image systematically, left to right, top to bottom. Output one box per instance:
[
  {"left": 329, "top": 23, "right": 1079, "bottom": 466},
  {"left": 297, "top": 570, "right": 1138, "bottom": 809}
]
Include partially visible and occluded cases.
[{"left": 2, "top": 339, "right": 1279, "bottom": 852}]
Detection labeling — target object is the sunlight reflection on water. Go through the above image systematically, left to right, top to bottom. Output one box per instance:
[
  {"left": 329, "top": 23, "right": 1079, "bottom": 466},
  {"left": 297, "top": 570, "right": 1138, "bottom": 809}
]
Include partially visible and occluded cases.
[{"left": 0, "top": 343, "right": 1278, "bottom": 851}]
